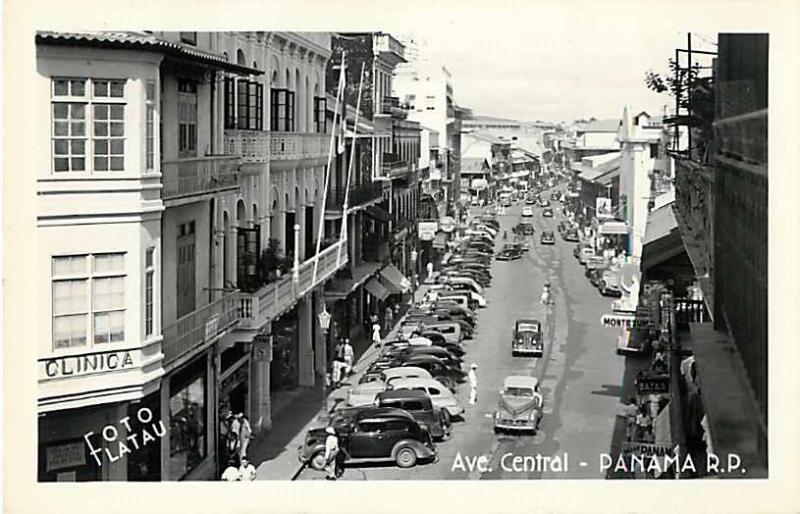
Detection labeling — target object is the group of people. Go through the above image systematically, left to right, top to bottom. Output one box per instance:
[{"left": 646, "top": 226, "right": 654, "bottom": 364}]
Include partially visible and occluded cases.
[
  {"left": 330, "top": 337, "right": 354, "bottom": 388},
  {"left": 219, "top": 412, "right": 253, "bottom": 469},
  {"left": 221, "top": 455, "right": 258, "bottom": 481}
]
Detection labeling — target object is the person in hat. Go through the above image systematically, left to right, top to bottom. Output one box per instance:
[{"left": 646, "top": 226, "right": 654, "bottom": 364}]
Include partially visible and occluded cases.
[
  {"left": 541, "top": 281, "right": 552, "bottom": 305},
  {"left": 468, "top": 363, "right": 478, "bottom": 405},
  {"left": 323, "top": 426, "right": 340, "bottom": 480},
  {"left": 239, "top": 455, "right": 257, "bottom": 481}
]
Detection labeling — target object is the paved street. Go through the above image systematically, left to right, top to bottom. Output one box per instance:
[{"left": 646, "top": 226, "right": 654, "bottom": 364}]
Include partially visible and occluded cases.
[{"left": 295, "top": 186, "right": 631, "bottom": 480}]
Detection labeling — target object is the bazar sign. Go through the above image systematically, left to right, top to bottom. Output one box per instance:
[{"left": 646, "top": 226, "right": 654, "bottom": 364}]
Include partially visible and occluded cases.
[
  {"left": 600, "top": 314, "right": 650, "bottom": 329},
  {"left": 41, "top": 350, "right": 136, "bottom": 379},
  {"left": 637, "top": 375, "right": 670, "bottom": 394}
]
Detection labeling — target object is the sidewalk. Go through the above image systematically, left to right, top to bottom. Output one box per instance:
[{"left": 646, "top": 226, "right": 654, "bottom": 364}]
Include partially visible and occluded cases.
[{"left": 253, "top": 285, "right": 431, "bottom": 480}]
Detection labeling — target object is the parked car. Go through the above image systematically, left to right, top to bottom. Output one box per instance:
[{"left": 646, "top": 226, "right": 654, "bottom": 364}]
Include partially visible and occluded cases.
[
  {"left": 550, "top": 192, "right": 560, "bottom": 201},
  {"left": 525, "top": 197, "right": 536, "bottom": 205},
  {"left": 539, "top": 199, "right": 551, "bottom": 208},
  {"left": 522, "top": 206, "right": 534, "bottom": 217},
  {"left": 542, "top": 208, "right": 554, "bottom": 218},
  {"left": 520, "top": 222, "right": 535, "bottom": 235},
  {"left": 563, "top": 228, "right": 580, "bottom": 242},
  {"left": 540, "top": 230, "right": 556, "bottom": 245},
  {"left": 574, "top": 242, "right": 591, "bottom": 259},
  {"left": 578, "top": 246, "right": 596, "bottom": 264},
  {"left": 496, "top": 247, "right": 523, "bottom": 261},
  {"left": 584, "top": 256, "right": 608, "bottom": 276},
  {"left": 599, "top": 269, "right": 623, "bottom": 297},
  {"left": 511, "top": 318, "right": 544, "bottom": 357},
  {"left": 418, "top": 322, "right": 463, "bottom": 345},
  {"left": 401, "top": 355, "right": 466, "bottom": 389},
  {"left": 381, "top": 366, "right": 433, "bottom": 385},
  {"left": 493, "top": 376, "right": 543, "bottom": 434},
  {"left": 388, "top": 377, "right": 465, "bottom": 421},
  {"left": 346, "top": 381, "right": 388, "bottom": 407},
  {"left": 376, "top": 389, "right": 451, "bottom": 441},
  {"left": 298, "top": 407, "right": 437, "bottom": 470}
]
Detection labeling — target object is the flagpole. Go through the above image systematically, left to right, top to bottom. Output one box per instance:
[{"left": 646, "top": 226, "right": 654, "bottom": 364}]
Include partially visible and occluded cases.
[
  {"left": 313, "top": 51, "right": 346, "bottom": 286},
  {"left": 337, "top": 62, "right": 366, "bottom": 267}
]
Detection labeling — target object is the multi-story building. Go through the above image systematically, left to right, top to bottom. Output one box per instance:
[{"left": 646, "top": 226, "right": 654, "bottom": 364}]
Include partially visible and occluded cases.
[{"left": 35, "top": 30, "right": 348, "bottom": 482}]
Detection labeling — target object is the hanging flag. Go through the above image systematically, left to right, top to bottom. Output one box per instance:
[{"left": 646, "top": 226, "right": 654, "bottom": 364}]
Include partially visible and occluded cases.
[{"left": 337, "top": 102, "right": 347, "bottom": 155}]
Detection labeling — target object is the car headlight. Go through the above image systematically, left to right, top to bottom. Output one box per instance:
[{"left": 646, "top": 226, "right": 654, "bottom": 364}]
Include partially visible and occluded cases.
[
  {"left": 494, "top": 411, "right": 500, "bottom": 420},
  {"left": 529, "top": 411, "right": 537, "bottom": 421}
]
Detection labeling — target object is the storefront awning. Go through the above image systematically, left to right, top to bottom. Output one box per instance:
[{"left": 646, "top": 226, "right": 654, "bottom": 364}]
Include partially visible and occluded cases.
[
  {"left": 642, "top": 203, "right": 685, "bottom": 271},
  {"left": 364, "top": 205, "right": 391, "bottom": 223},
  {"left": 599, "top": 221, "right": 629, "bottom": 235},
  {"left": 433, "top": 231, "right": 448, "bottom": 249},
  {"left": 380, "top": 263, "right": 411, "bottom": 294},
  {"left": 364, "top": 277, "right": 391, "bottom": 301}
]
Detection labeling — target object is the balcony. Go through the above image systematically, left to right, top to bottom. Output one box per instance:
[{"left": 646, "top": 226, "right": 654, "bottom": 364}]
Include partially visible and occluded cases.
[
  {"left": 375, "top": 33, "right": 406, "bottom": 66},
  {"left": 380, "top": 96, "right": 407, "bottom": 119},
  {"left": 713, "top": 109, "right": 767, "bottom": 167},
  {"left": 224, "top": 129, "right": 269, "bottom": 164},
  {"left": 270, "top": 132, "right": 329, "bottom": 161},
  {"left": 382, "top": 152, "right": 412, "bottom": 177},
  {"left": 161, "top": 155, "right": 240, "bottom": 202},
  {"left": 325, "top": 182, "right": 384, "bottom": 212},
  {"left": 237, "top": 239, "right": 349, "bottom": 331},
  {"left": 161, "top": 291, "right": 241, "bottom": 369}
]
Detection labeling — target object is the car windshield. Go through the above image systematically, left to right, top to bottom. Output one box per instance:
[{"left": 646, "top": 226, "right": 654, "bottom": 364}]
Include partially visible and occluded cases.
[
  {"left": 518, "top": 323, "right": 539, "bottom": 332},
  {"left": 505, "top": 387, "right": 534, "bottom": 397}
]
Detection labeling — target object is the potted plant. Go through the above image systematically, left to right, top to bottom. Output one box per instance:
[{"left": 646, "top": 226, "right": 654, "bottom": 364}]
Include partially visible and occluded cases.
[{"left": 260, "top": 239, "right": 283, "bottom": 283}]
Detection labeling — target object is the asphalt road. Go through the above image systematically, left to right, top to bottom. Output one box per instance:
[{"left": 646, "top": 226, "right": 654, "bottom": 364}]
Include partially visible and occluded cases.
[{"left": 300, "top": 185, "right": 629, "bottom": 480}]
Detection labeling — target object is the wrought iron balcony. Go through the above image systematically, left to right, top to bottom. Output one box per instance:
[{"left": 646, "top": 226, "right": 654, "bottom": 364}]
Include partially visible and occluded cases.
[
  {"left": 224, "top": 129, "right": 269, "bottom": 164},
  {"left": 270, "top": 132, "right": 329, "bottom": 161},
  {"left": 382, "top": 152, "right": 411, "bottom": 177},
  {"left": 161, "top": 155, "right": 240, "bottom": 202},
  {"left": 325, "top": 182, "right": 384, "bottom": 211},
  {"left": 236, "top": 239, "right": 349, "bottom": 331},
  {"left": 161, "top": 291, "right": 241, "bottom": 368}
]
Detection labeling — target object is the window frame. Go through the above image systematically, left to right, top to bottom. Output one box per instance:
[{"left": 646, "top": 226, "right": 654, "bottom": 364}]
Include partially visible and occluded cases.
[
  {"left": 179, "top": 32, "right": 197, "bottom": 45},
  {"left": 145, "top": 80, "right": 156, "bottom": 171},
  {"left": 144, "top": 247, "right": 155, "bottom": 337}
]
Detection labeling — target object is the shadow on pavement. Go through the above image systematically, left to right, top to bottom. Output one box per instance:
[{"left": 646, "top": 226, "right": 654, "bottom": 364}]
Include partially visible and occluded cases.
[{"left": 605, "top": 352, "right": 650, "bottom": 479}]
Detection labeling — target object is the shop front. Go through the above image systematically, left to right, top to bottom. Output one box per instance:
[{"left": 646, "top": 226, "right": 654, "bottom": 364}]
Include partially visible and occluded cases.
[
  {"left": 270, "top": 307, "right": 299, "bottom": 392},
  {"left": 216, "top": 343, "right": 251, "bottom": 471},
  {"left": 166, "top": 353, "right": 209, "bottom": 481}
]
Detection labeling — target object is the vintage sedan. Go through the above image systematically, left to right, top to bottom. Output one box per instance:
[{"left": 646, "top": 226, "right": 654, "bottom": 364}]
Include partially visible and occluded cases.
[
  {"left": 522, "top": 206, "right": 534, "bottom": 217},
  {"left": 542, "top": 208, "right": 554, "bottom": 218},
  {"left": 562, "top": 228, "right": 580, "bottom": 242},
  {"left": 540, "top": 230, "right": 556, "bottom": 245},
  {"left": 496, "top": 247, "right": 523, "bottom": 261},
  {"left": 511, "top": 318, "right": 544, "bottom": 357},
  {"left": 493, "top": 376, "right": 543, "bottom": 434},
  {"left": 388, "top": 377, "right": 465, "bottom": 421},
  {"left": 346, "top": 381, "right": 388, "bottom": 407},
  {"left": 375, "top": 389, "right": 451, "bottom": 441},
  {"left": 298, "top": 407, "right": 437, "bottom": 470}
]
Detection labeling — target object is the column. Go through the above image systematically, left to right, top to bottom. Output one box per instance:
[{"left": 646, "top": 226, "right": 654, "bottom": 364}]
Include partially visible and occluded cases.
[
  {"left": 297, "top": 201, "right": 306, "bottom": 261},
  {"left": 354, "top": 212, "right": 363, "bottom": 264},
  {"left": 297, "top": 297, "right": 315, "bottom": 387},
  {"left": 249, "top": 327, "right": 272, "bottom": 433},
  {"left": 159, "top": 378, "right": 171, "bottom": 480}
]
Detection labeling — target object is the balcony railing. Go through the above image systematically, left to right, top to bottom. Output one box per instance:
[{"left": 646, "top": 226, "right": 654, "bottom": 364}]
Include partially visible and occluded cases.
[
  {"left": 375, "top": 33, "right": 405, "bottom": 60},
  {"left": 380, "top": 96, "right": 407, "bottom": 118},
  {"left": 714, "top": 109, "right": 767, "bottom": 166},
  {"left": 224, "top": 129, "right": 269, "bottom": 163},
  {"left": 271, "top": 132, "right": 329, "bottom": 161},
  {"left": 382, "top": 152, "right": 411, "bottom": 176},
  {"left": 161, "top": 155, "right": 240, "bottom": 201},
  {"left": 325, "top": 182, "right": 384, "bottom": 211},
  {"left": 237, "top": 239, "right": 349, "bottom": 330},
  {"left": 162, "top": 291, "right": 241, "bottom": 367},
  {"left": 674, "top": 298, "right": 710, "bottom": 325}
]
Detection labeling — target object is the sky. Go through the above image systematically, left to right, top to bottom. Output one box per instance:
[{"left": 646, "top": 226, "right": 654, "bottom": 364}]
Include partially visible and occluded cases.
[{"left": 377, "top": 1, "right": 771, "bottom": 124}]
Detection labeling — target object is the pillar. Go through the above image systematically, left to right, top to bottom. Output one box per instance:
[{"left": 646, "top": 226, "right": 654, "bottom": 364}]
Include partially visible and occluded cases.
[
  {"left": 297, "top": 202, "right": 306, "bottom": 260},
  {"left": 354, "top": 212, "right": 363, "bottom": 264},
  {"left": 297, "top": 297, "right": 315, "bottom": 387},
  {"left": 249, "top": 324, "right": 273, "bottom": 433},
  {"left": 159, "top": 378, "right": 171, "bottom": 480}
]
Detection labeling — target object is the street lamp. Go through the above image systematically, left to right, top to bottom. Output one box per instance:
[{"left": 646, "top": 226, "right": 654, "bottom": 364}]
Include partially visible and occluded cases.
[{"left": 317, "top": 305, "right": 331, "bottom": 421}]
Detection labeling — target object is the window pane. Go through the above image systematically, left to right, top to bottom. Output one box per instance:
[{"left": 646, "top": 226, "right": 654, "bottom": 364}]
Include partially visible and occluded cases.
[
  {"left": 54, "top": 79, "right": 69, "bottom": 96},
  {"left": 70, "top": 79, "right": 86, "bottom": 96},
  {"left": 94, "top": 81, "right": 108, "bottom": 97},
  {"left": 110, "top": 81, "right": 125, "bottom": 98},
  {"left": 146, "top": 82, "right": 156, "bottom": 100},
  {"left": 53, "top": 103, "right": 68, "bottom": 118},
  {"left": 71, "top": 104, "right": 85, "bottom": 119},
  {"left": 94, "top": 104, "right": 108, "bottom": 119},
  {"left": 110, "top": 105, "right": 124, "bottom": 119},
  {"left": 54, "top": 121, "right": 68, "bottom": 136},
  {"left": 71, "top": 122, "right": 85, "bottom": 136},
  {"left": 94, "top": 122, "right": 108, "bottom": 137},
  {"left": 110, "top": 123, "right": 124, "bottom": 136},
  {"left": 71, "top": 139, "right": 85, "bottom": 155},
  {"left": 94, "top": 139, "right": 108, "bottom": 155},
  {"left": 110, "top": 139, "right": 124, "bottom": 154},
  {"left": 54, "top": 140, "right": 68, "bottom": 155},
  {"left": 94, "top": 157, "right": 108, "bottom": 171},
  {"left": 110, "top": 157, "right": 124, "bottom": 170},
  {"left": 54, "top": 158, "right": 69, "bottom": 172},
  {"left": 71, "top": 158, "right": 85, "bottom": 171},
  {"left": 146, "top": 248, "right": 154, "bottom": 267},
  {"left": 93, "top": 253, "right": 125, "bottom": 273},
  {"left": 53, "top": 255, "right": 88, "bottom": 276},
  {"left": 53, "top": 280, "right": 87, "bottom": 314},
  {"left": 109, "top": 311, "right": 125, "bottom": 342},
  {"left": 94, "top": 313, "right": 110, "bottom": 343},
  {"left": 54, "top": 314, "right": 87, "bottom": 349}
]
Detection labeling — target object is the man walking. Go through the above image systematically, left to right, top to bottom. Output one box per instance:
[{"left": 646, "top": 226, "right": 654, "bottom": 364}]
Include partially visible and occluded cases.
[
  {"left": 372, "top": 318, "right": 382, "bottom": 355},
  {"left": 342, "top": 338, "right": 354, "bottom": 377},
  {"left": 468, "top": 363, "right": 478, "bottom": 405},
  {"left": 323, "top": 426, "right": 340, "bottom": 481}
]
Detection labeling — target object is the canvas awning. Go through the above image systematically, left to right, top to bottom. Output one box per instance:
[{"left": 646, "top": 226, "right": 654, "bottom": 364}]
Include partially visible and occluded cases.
[
  {"left": 642, "top": 203, "right": 685, "bottom": 271},
  {"left": 364, "top": 205, "right": 391, "bottom": 223},
  {"left": 599, "top": 221, "right": 629, "bottom": 235},
  {"left": 380, "top": 263, "right": 411, "bottom": 294},
  {"left": 364, "top": 278, "right": 391, "bottom": 301}
]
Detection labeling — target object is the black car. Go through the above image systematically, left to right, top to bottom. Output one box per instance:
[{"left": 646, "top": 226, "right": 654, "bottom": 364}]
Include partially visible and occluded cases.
[
  {"left": 550, "top": 192, "right": 560, "bottom": 202},
  {"left": 519, "top": 223, "right": 535, "bottom": 235},
  {"left": 563, "top": 228, "right": 580, "bottom": 242},
  {"left": 540, "top": 230, "right": 556, "bottom": 245},
  {"left": 574, "top": 242, "right": 591, "bottom": 258},
  {"left": 496, "top": 247, "right": 523, "bottom": 261},
  {"left": 512, "top": 318, "right": 544, "bottom": 357},
  {"left": 401, "top": 356, "right": 466, "bottom": 389},
  {"left": 375, "top": 390, "right": 451, "bottom": 442},
  {"left": 298, "top": 407, "right": 437, "bottom": 470}
]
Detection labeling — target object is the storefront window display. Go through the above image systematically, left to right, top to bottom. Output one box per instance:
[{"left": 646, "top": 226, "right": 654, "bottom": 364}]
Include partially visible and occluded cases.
[
  {"left": 270, "top": 309, "right": 299, "bottom": 391},
  {"left": 168, "top": 357, "right": 207, "bottom": 480},
  {"left": 127, "top": 393, "right": 161, "bottom": 481}
]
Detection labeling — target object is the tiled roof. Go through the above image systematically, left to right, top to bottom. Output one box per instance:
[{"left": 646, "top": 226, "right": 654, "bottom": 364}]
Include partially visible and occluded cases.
[{"left": 36, "top": 31, "right": 262, "bottom": 76}]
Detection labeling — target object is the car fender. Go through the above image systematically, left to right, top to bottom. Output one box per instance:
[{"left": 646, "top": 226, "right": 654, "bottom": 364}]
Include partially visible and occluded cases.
[{"left": 391, "top": 438, "right": 430, "bottom": 459}]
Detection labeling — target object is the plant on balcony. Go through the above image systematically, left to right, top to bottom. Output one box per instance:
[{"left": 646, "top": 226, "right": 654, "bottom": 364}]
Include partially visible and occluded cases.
[{"left": 260, "top": 238, "right": 286, "bottom": 283}]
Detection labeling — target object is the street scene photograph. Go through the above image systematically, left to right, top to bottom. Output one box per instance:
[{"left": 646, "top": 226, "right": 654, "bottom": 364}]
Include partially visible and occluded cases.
[{"left": 8, "top": 3, "right": 795, "bottom": 507}]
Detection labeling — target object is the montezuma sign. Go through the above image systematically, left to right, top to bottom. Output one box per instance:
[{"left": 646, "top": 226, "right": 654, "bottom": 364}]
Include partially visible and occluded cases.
[{"left": 600, "top": 314, "right": 650, "bottom": 329}]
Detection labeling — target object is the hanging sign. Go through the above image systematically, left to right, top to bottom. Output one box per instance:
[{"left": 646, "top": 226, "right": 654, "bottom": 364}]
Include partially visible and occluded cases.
[
  {"left": 418, "top": 221, "right": 438, "bottom": 241},
  {"left": 601, "top": 313, "right": 650, "bottom": 329},
  {"left": 636, "top": 375, "right": 670, "bottom": 394}
]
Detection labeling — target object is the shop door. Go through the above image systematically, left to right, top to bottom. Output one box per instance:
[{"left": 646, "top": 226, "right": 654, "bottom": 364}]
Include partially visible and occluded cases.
[
  {"left": 285, "top": 211, "right": 296, "bottom": 260},
  {"left": 176, "top": 222, "right": 196, "bottom": 318},
  {"left": 236, "top": 226, "right": 260, "bottom": 291}
]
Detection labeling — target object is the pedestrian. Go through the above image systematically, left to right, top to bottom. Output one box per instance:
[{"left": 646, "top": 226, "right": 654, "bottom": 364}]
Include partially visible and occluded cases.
[
  {"left": 426, "top": 261, "right": 434, "bottom": 280},
  {"left": 541, "top": 281, "right": 552, "bottom": 305},
  {"left": 385, "top": 305, "right": 394, "bottom": 332},
  {"left": 372, "top": 319, "right": 382, "bottom": 355},
  {"left": 343, "top": 338, "right": 354, "bottom": 376},
  {"left": 468, "top": 363, "right": 478, "bottom": 405},
  {"left": 623, "top": 397, "right": 639, "bottom": 442},
  {"left": 238, "top": 413, "right": 252, "bottom": 458},
  {"left": 323, "top": 426, "right": 340, "bottom": 481},
  {"left": 239, "top": 455, "right": 257, "bottom": 481},
  {"left": 221, "top": 458, "right": 241, "bottom": 481}
]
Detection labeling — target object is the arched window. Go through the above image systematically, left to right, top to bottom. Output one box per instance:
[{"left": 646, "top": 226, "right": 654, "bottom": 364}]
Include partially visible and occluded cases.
[{"left": 237, "top": 49, "right": 246, "bottom": 66}]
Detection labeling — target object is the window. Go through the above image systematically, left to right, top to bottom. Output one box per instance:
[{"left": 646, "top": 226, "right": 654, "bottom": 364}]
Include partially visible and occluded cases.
[
  {"left": 179, "top": 32, "right": 197, "bottom": 45},
  {"left": 51, "top": 77, "right": 127, "bottom": 174},
  {"left": 224, "top": 77, "right": 235, "bottom": 128},
  {"left": 234, "top": 79, "right": 263, "bottom": 130},
  {"left": 178, "top": 80, "right": 197, "bottom": 157},
  {"left": 145, "top": 81, "right": 156, "bottom": 171},
  {"left": 270, "top": 88, "right": 294, "bottom": 132},
  {"left": 314, "top": 97, "right": 327, "bottom": 133},
  {"left": 650, "top": 143, "right": 660, "bottom": 159},
  {"left": 145, "top": 248, "right": 155, "bottom": 336},
  {"left": 52, "top": 253, "right": 126, "bottom": 350},
  {"left": 402, "top": 401, "right": 425, "bottom": 411},
  {"left": 383, "top": 419, "right": 410, "bottom": 432},
  {"left": 356, "top": 421, "right": 383, "bottom": 433}
]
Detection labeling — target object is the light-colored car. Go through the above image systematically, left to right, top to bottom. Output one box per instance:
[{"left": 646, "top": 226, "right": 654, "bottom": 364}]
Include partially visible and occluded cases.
[
  {"left": 522, "top": 206, "right": 534, "bottom": 217},
  {"left": 578, "top": 247, "right": 596, "bottom": 264},
  {"left": 444, "top": 276, "right": 483, "bottom": 295},
  {"left": 381, "top": 366, "right": 433, "bottom": 385},
  {"left": 494, "top": 376, "right": 543, "bottom": 433},
  {"left": 388, "top": 377, "right": 465, "bottom": 421},
  {"left": 346, "top": 381, "right": 387, "bottom": 407}
]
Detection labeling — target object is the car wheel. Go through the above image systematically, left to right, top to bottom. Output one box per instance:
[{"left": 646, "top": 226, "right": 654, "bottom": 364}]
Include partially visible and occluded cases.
[
  {"left": 493, "top": 426, "right": 501, "bottom": 435},
  {"left": 395, "top": 446, "right": 418, "bottom": 468},
  {"left": 309, "top": 450, "right": 327, "bottom": 471}
]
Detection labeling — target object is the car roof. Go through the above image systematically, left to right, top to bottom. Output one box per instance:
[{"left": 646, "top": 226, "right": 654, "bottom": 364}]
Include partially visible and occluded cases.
[
  {"left": 516, "top": 318, "right": 541, "bottom": 326},
  {"left": 382, "top": 366, "right": 429, "bottom": 377},
  {"left": 503, "top": 375, "right": 540, "bottom": 389},
  {"left": 390, "top": 377, "right": 448, "bottom": 389},
  {"left": 377, "top": 389, "right": 430, "bottom": 401},
  {"left": 337, "top": 405, "right": 415, "bottom": 421}
]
